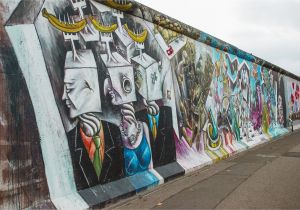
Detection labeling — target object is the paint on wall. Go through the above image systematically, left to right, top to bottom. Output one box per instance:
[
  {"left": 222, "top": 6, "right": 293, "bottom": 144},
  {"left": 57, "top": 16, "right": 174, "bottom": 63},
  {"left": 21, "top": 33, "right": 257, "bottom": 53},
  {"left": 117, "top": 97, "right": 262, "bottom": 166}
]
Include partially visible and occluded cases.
[{"left": 1, "top": 0, "right": 299, "bottom": 208}]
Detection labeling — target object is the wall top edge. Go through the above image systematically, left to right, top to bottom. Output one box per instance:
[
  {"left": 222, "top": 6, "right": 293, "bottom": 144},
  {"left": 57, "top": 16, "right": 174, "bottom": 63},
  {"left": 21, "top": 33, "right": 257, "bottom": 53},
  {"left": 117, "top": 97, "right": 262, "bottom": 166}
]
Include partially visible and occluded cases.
[
  {"left": 5, "top": 0, "right": 299, "bottom": 81},
  {"left": 5, "top": 0, "right": 44, "bottom": 26},
  {"left": 96, "top": 0, "right": 299, "bottom": 81}
]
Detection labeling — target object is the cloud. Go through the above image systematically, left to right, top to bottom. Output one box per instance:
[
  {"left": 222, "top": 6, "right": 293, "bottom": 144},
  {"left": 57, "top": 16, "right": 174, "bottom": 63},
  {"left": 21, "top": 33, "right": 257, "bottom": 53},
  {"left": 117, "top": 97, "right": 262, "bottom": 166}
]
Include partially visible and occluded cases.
[{"left": 136, "top": 0, "right": 300, "bottom": 76}]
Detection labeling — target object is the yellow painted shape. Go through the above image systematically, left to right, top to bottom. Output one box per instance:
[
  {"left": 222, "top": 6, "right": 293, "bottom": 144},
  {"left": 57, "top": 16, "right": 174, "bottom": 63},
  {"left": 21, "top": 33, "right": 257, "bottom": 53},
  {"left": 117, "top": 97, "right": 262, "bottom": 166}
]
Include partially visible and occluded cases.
[
  {"left": 105, "top": 0, "right": 133, "bottom": 11},
  {"left": 42, "top": 8, "right": 87, "bottom": 33},
  {"left": 89, "top": 16, "right": 117, "bottom": 33},
  {"left": 124, "top": 24, "right": 148, "bottom": 43}
]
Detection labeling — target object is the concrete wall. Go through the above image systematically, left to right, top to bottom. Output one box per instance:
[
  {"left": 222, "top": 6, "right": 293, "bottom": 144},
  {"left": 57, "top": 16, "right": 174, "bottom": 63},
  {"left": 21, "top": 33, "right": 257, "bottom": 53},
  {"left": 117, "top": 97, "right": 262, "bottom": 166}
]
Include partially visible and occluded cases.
[{"left": 1, "top": 0, "right": 300, "bottom": 208}]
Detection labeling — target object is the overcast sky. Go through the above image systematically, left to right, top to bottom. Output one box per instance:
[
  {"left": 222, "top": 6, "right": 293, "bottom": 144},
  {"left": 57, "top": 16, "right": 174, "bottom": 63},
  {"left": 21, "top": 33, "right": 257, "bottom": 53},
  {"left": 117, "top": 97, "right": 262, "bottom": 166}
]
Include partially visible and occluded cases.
[{"left": 136, "top": 0, "right": 300, "bottom": 76}]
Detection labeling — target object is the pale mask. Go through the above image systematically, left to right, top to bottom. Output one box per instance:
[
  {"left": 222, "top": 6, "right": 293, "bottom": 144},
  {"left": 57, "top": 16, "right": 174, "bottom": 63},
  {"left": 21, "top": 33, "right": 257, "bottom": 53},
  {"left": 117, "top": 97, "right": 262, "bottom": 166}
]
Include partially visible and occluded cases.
[
  {"left": 62, "top": 67, "right": 102, "bottom": 119},
  {"left": 103, "top": 68, "right": 137, "bottom": 105}
]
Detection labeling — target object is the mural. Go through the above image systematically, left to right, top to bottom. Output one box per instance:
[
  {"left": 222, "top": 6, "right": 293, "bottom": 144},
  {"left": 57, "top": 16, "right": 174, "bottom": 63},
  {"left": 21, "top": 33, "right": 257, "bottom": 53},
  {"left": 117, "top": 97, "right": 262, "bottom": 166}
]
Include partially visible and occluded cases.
[{"left": 2, "top": 0, "right": 299, "bottom": 208}]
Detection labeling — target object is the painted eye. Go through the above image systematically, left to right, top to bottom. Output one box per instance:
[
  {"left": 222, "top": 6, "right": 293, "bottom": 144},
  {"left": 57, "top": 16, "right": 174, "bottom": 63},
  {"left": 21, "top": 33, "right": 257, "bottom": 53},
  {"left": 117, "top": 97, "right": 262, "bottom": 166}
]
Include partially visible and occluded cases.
[
  {"left": 122, "top": 75, "right": 132, "bottom": 93},
  {"left": 65, "top": 86, "right": 72, "bottom": 93}
]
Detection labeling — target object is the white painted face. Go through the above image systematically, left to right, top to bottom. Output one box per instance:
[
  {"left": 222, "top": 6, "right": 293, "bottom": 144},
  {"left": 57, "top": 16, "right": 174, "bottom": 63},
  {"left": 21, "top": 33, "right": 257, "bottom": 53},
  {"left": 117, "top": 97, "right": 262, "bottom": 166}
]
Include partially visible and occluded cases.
[
  {"left": 103, "top": 67, "right": 137, "bottom": 105},
  {"left": 62, "top": 68, "right": 102, "bottom": 119},
  {"left": 103, "top": 76, "right": 123, "bottom": 105},
  {"left": 120, "top": 118, "right": 141, "bottom": 146}
]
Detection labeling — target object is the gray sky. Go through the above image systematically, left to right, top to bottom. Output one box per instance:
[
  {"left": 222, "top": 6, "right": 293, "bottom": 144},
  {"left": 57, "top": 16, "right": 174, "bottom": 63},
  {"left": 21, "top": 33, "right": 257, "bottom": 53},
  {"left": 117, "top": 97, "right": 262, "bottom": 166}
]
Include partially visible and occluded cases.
[{"left": 136, "top": 0, "right": 300, "bottom": 76}]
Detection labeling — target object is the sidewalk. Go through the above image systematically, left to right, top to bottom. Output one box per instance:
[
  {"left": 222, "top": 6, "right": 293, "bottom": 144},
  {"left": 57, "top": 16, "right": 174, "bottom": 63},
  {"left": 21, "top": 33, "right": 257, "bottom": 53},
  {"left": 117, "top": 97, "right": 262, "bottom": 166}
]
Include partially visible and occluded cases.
[{"left": 105, "top": 130, "right": 300, "bottom": 209}]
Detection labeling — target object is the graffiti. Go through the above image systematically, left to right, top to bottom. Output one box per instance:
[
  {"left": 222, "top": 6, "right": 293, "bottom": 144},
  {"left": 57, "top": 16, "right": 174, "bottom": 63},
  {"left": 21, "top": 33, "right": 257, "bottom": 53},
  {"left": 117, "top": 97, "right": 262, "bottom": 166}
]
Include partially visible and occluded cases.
[{"left": 2, "top": 0, "right": 299, "bottom": 208}]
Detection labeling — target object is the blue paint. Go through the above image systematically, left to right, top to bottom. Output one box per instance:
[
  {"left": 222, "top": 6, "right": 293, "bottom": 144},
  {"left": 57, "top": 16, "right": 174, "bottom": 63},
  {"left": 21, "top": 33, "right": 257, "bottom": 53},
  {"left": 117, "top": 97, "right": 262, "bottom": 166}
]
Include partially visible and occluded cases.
[
  {"left": 147, "top": 113, "right": 160, "bottom": 133},
  {"left": 124, "top": 132, "right": 152, "bottom": 176},
  {"left": 128, "top": 170, "right": 159, "bottom": 192}
]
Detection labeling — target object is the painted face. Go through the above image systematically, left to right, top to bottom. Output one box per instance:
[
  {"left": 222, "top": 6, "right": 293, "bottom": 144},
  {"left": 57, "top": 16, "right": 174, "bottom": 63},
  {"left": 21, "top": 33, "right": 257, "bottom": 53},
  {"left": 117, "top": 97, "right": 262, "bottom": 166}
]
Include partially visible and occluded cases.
[
  {"left": 104, "top": 67, "right": 136, "bottom": 105},
  {"left": 62, "top": 68, "right": 101, "bottom": 119},
  {"left": 103, "top": 76, "right": 123, "bottom": 105},
  {"left": 120, "top": 118, "right": 141, "bottom": 146}
]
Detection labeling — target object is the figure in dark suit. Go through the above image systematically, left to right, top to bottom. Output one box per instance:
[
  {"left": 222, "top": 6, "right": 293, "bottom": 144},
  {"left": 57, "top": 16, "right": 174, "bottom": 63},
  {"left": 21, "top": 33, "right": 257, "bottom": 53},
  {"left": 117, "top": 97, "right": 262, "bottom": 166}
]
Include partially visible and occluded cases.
[
  {"left": 62, "top": 65, "right": 124, "bottom": 190},
  {"left": 136, "top": 104, "right": 176, "bottom": 168},
  {"left": 67, "top": 119, "right": 124, "bottom": 190}
]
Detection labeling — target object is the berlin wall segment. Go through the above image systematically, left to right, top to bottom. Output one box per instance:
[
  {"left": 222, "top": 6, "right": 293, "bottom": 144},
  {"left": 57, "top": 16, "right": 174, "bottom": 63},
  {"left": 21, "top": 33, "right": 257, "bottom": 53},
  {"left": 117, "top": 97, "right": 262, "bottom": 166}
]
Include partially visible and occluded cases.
[{"left": 2, "top": 0, "right": 300, "bottom": 208}]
